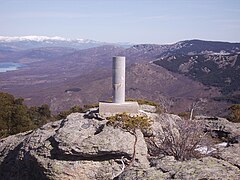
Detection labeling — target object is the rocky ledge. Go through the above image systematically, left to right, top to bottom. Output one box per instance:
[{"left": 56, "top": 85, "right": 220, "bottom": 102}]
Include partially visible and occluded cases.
[{"left": 0, "top": 106, "right": 240, "bottom": 179}]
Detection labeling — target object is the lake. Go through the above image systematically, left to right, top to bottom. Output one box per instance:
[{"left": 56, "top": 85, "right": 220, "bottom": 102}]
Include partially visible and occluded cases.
[{"left": 0, "top": 62, "right": 24, "bottom": 73}]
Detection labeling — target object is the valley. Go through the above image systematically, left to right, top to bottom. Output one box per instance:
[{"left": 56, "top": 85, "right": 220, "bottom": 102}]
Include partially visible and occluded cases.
[{"left": 0, "top": 37, "right": 239, "bottom": 116}]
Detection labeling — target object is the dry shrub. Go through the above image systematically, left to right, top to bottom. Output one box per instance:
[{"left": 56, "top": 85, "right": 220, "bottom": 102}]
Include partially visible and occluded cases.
[{"left": 151, "top": 119, "right": 211, "bottom": 161}]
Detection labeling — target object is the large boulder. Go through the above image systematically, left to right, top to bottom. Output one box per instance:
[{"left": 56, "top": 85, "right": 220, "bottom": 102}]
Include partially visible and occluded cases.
[{"left": 0, "top": 112, "right": 149, "bottom": 179}]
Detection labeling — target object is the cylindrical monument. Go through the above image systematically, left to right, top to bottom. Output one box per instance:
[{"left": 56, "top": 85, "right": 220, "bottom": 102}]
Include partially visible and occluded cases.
[
  {"left": 99, "top": 56, "right": 139, "bottom": 114},
  {"left": 112, "top": 56, "right": 125, "bottom": 103}
]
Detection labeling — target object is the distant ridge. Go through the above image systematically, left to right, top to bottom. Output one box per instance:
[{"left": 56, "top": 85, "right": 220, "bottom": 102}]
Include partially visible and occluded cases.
[
  {"left": 0, "top": 35, "right": 133, "bottom": 50},
  {"left": 0, "top": 35, "right": 99, "bottom": 43}
]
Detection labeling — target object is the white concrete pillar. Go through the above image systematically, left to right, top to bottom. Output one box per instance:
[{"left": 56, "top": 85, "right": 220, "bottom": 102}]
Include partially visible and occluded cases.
[{"left": 112, "top": 56, "right": 125, "bottom": 103}]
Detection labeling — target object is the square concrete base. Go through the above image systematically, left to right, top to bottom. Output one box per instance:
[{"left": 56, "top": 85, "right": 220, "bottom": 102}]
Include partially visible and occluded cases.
[{"left": 99, "top": 101, "right": 139, "bottom": 115}]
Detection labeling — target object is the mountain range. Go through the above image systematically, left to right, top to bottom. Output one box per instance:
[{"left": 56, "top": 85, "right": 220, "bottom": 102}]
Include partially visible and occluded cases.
[
  {"left": 0, "top": 36, "right": 239, "bottom": 116},
  {"left": 0, "top": 36, "right": 131, "bottom": 50}
]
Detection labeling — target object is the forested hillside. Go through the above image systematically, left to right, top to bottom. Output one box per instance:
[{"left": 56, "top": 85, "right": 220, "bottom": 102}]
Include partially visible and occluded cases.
[{"left": 0, "top": 92, "right": 51, "bottom": 138}]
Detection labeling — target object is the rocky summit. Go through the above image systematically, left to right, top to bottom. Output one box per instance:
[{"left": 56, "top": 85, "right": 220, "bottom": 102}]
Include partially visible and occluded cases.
[{"left": 0, "top": 106, "right": 240, "bottom": 179}]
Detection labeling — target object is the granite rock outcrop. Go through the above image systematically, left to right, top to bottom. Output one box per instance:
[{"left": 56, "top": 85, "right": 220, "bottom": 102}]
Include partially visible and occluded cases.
[{"left": 0, "top": 106, "right": 240, "bottom": 179}]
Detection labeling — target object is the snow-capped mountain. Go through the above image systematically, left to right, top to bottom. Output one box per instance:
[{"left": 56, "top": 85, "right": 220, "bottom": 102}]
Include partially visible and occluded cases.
[
  {"left": 0, "top": 36, "right": 129, "bottom": 50},
  {"left": 0, "top": 36, "right": 67, "bottom": 42},
  {"left": 0, "top": 36, "right": 101, "bottom": 43}
]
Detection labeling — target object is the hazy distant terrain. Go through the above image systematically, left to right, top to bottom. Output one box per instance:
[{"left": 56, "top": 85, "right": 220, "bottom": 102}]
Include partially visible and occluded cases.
[{"left": 0, "top": 37, "right": 239, "bottom": 116}]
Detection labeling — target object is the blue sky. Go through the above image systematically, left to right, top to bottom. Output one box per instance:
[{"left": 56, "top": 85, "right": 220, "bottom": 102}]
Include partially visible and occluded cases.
[{"left": 1, "top": 0, "right": 240, "bottom": 44}]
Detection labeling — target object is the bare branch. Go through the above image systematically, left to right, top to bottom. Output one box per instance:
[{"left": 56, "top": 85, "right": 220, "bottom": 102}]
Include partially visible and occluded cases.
[{"left": 112, "top": 156, "right": 126, "bottom": 179}]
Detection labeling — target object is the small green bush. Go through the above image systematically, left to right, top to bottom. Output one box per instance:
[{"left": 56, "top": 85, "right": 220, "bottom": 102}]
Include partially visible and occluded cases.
[
  {"left": 83, "top": 103, "right": 99, "bottom": 110},
  {"left": 227, "top": 104, "right": 240, "bottom": 123},
  {"left": 178, "top": 112, "right": 191, "bottom": 120},
  {"left": 107, "top": 113, "right": 152, "bottom": 133},
  {"left": 107, "top": 113, "right": 152, "bottom": 168}
]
